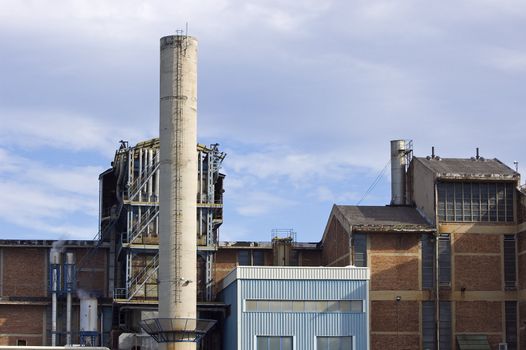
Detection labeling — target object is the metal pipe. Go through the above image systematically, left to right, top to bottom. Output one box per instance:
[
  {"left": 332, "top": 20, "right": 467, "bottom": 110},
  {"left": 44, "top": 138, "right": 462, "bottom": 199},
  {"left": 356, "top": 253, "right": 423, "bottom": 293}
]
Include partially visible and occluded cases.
[
  {"left": 159, "top": 34, "right": 198, "bottom": 350},
  {"left": 390, "top": 140, "right": 407, "bottom": 205},
  {"left": 49, "top": 250, "right": 60, "bottom": 347},
  {"left": 66, "top": 253, "right": 74, "bottom": 345}
]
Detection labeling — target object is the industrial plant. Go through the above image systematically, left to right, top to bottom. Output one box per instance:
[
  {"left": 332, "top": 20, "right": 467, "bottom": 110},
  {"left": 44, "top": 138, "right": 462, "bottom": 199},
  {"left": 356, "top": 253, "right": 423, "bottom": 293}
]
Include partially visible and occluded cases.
[{"left": 0, "top": 34, "right": 525, "bottom": 350}]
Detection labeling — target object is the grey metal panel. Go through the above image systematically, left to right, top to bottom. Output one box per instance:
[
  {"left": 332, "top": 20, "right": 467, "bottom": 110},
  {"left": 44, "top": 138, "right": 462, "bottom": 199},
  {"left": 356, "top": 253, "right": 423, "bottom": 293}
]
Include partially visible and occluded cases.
[
  {"left": 222, "top": 266, "right": 370, "bottom": 289},
  {"left": 239, "top": 279, "right": 369, "bottom": 350},
  {"left": 218, "top": 280, "right": 238, "bottom": 350}
]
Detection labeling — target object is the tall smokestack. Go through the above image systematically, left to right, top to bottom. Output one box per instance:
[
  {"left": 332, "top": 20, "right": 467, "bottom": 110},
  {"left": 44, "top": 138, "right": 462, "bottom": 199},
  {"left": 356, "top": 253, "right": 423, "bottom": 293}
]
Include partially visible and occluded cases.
[
  {"left": 158, "top": 35, "right": 198, "bottom": 350},
  {"left": 390, "top": 140, "right": 407, "bottom": 205}
]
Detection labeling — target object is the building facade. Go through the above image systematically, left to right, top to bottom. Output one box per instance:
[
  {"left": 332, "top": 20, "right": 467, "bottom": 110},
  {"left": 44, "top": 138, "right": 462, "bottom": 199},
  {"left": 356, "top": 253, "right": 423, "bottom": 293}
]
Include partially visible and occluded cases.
[{"left": 219, "top": 266, "right": 370, "bottom": 350}]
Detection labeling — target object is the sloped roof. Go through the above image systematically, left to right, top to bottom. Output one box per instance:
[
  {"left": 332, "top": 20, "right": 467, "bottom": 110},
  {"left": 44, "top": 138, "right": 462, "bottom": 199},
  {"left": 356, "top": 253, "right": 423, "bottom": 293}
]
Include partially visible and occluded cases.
[
  {"left": 414, "top": 157, "right": 518, "bottom": 179},
  {"left": 334, "top": 205, "right": 433, "bottom": 232}
]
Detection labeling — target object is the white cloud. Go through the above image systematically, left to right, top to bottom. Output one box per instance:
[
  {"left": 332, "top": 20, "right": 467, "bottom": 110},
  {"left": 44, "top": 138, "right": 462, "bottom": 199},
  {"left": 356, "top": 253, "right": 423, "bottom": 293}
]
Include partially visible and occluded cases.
[
  {"left": 485, "top": 48, "right": 526, "bottom": 73},
  {"left": 0, "top": 109, "right": 146, "bottom": 155},
  {"left": 0, "top": 148, "right": 100, "bottom": 238},
  {"left": 233, "top": 191, "right": 298, "bottom": 217}
]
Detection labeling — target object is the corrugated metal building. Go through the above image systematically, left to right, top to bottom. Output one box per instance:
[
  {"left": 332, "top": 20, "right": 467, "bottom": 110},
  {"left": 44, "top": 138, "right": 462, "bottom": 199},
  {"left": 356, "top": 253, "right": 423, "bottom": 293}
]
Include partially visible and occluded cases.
[{"left": 219, "top": 266, "right": 370, "bottom": 350}]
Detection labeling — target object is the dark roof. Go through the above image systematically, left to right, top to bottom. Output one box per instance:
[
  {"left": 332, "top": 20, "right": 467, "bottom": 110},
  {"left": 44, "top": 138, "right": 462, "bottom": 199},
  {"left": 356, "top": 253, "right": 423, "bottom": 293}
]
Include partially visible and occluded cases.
[
  {"left": 415, "top": 157, "right": 518, "bottom": 179},
  {"left": 334, "top": 205, "right": 433, "bottom": 231}
]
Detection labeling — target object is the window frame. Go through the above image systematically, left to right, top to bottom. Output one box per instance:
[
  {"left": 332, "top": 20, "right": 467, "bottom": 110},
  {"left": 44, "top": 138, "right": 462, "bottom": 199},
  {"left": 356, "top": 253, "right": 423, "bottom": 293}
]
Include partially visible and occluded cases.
[
  {"left": 255, "top": 335, "right": 293, "bottom": 350},
  {"left": 315, "top": 336, "right": 354, "bottom": 350}
]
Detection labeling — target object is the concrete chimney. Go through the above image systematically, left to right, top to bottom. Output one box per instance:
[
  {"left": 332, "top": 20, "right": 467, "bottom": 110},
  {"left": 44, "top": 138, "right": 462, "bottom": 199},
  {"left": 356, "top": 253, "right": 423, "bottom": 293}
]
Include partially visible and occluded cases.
[
  {"left": 158, "top": 35, "right": 198, "bottom": 350},
  {"left": 390, "top": 140, "right": 407, "bottom": 206}
]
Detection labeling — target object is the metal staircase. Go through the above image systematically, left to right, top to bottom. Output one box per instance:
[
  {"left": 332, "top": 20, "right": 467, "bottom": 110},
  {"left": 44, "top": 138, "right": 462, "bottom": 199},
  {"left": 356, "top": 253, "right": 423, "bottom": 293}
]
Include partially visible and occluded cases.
[
  {"left": 127, "top": 153, "right": 160, "bottom": 201},
  {"left": 125, "top": 207, "right": 160, "bottom": 244},
  {"left": 126, "top": 253, "right": 159, "bottom": 300}
]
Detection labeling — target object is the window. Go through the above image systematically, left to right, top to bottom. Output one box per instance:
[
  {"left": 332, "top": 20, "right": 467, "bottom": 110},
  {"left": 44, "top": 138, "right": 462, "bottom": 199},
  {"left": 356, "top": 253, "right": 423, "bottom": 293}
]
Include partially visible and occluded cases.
[
  {"left": 437, "top": 182, "right": 514, "bottom": 222},
  {"left": 353, "top": 233, "right": 367, "bottom": 267},
  {"left": 421, "top": 234, "right": 435, "bottom": 290},
  {"left": 438, "top": 235, "right": 451, "bottom": 286},
  {"left": 504, "top": 235, "right": 517, "bottom": 289},
  {"left": 238, "top": 250, "right": 265, "bottom": 266},
  {"left": 238, "top": 250, "right": 250, "bottom": 265},
  {"left": 245, "top": 300, "right": 363, "bottom": 313},
  {"left": 422, "top": 301, "right": 436, "bottom": 350},
  {"left": 439, "top": 301, "right": 452, "bottom": 350},
  {"left": 505, "top": 301, "right": 517, "bottom": 350},
  {"left": 257, "top": 336, "right": 292, "bottom": 350},
  {"left": 316, "top": 336, "right": 352, "bottom": 350},
  {"left": 16, "top": 340, "right": 27, "bottom": 346}
]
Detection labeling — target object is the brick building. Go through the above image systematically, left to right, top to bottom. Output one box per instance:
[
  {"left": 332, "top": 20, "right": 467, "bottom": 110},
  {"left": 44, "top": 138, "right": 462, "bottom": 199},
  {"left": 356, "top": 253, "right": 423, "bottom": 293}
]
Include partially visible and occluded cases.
[
  {"left": 1, "top": 139, "right": 525, "bottom": 350},
  {"left": 318, "top": 146, "right": 526, "bottom": 350},
  {"left": 0, "top": 240, "right": 111, "bottom": 346}
]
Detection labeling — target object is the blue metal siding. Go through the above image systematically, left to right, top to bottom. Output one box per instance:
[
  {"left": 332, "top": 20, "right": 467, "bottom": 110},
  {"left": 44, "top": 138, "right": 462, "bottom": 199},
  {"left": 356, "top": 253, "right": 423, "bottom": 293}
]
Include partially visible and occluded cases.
[
  {"left": 239, "top": 279, "right": 368, "bottom": 350},
  {"left": 218, "top": 280, "right": 238, "bottom": 350}
]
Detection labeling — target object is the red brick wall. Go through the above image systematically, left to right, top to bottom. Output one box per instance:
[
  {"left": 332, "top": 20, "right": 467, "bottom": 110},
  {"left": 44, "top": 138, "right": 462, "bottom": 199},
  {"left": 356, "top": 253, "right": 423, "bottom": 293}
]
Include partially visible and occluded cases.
[
  {"left": 321, "top": 216, "right": 350, "bottom": 266},
  {"left": 370, "top": 233, "right": 419, "bottom": 253},
  {"left": 2, "top": 248, "right": 46, "bottom": 297},
  {"left": 75, "top": 248, "right": 107, "bottom": 296},
  {"left": 300, "top": 250, "right": 321, "bottom": 266},
  {"left": 371, "top": 255, "right": 419, "bottom": 291},
  {"left": 454, "top": 255, "right": 502, "bottom": 291},
  {"left": 371, "top": 301, "right": 420, "bottom": 350},
  {"left": 455, "top": 301, "right": 502, "bottom": 333},
  {"left": 0, "top": 305, "right": 44, "bottom": 345}
]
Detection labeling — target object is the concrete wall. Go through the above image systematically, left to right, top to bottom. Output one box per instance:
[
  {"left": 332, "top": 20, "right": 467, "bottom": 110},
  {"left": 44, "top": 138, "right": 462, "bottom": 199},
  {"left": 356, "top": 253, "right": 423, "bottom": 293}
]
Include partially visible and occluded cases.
[{"left": 409, "top": 159, "right": 436, "bottom": 224}]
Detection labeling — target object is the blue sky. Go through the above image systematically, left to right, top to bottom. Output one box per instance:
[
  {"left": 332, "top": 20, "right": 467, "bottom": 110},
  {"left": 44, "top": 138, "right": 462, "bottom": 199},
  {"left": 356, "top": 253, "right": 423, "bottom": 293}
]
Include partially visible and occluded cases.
[{"left": 0, "top": 0, "right": 525, "bottom": 242}]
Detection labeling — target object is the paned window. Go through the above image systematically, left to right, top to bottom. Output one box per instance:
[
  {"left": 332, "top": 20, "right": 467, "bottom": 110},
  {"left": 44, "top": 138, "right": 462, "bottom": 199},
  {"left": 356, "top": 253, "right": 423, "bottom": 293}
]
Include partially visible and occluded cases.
[
  {"left": 437, "top": 182, "right": 514, "bottom": 222},
  {"left": 353, "top": 233, "right": 367, "bottom": 267},
  {"left": 421, "top": 234, "right": 435, "bottom": 289},
  {"left": 438, "top": 235, "right": 451, "bottom": 286},
  {"left": 504, "top": 235, "right": 517, "bottom": 289},
  {"left": 238, "top": 250, "right": 265, "bottom": 266},
  {"left": 245, "top": 300, "right": 363, "bottom": 313},
  {"left": 422, "top": 301, "right": 436, "bottom": 350},
  {"left": 439, "top": 301, "right": 451, "bottom": 350},
  {"left": 505, "top": 301, "right": 517, "bottom": 350},
  {"left": 257, "top": 336, "right": 292, "bottom": 350},
  {"left": 316, "top": 336, "right": 353, "bottom": 350}
]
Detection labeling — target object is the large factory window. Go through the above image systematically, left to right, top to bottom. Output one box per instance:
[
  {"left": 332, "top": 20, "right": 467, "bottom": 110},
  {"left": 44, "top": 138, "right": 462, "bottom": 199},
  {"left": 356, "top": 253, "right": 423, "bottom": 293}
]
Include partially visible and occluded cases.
[
  {"left": 437, "top": 182, "right": 514, "bottom": 222},
  {"left": 256, "top": 336, "right": 292, "bottom": 350},
  {"left": 316, "top": 336, "right": 353, "bottom": 350}
]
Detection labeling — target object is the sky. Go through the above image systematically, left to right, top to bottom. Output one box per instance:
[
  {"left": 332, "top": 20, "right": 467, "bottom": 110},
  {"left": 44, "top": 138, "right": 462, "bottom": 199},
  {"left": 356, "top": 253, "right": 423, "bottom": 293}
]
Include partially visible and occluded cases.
[{"left": 0, "top": 0, "right": 525, "bottom": 242}]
